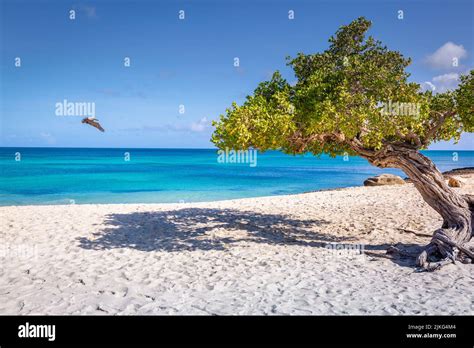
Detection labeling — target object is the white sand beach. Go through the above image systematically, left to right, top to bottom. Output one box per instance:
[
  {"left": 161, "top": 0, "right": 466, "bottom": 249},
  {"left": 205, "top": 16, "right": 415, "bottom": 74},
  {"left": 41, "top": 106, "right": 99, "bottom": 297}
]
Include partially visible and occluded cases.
[{"left": 1, "top": 174, "right": 473, "bottom": 315}]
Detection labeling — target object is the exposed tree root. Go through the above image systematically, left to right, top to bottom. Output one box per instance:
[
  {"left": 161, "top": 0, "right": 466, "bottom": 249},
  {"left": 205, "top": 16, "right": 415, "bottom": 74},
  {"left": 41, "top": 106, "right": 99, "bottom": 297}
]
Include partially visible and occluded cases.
[
  {"left": 396, "top": 227, "right": 432, "bottom": 238},
  {"left": 416, "top": 228, "right": 474, "bottom": 271}
]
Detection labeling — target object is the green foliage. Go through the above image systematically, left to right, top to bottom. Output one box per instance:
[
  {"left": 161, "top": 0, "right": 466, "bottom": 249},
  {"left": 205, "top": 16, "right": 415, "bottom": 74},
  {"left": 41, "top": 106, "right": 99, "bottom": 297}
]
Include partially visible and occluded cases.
[
  {"left": 212, "top": 17, "right": 474, "bottom": 156},
  {"left": 456, "top": 71, "right": 474, "bottom": 132}
]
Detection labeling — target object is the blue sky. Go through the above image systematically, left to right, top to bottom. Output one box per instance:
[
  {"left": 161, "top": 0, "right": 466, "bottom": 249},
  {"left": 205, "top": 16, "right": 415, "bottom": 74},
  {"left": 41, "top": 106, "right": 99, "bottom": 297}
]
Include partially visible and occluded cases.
[{"left": 1, "top": 0, "right": 473, "bottom": 149}]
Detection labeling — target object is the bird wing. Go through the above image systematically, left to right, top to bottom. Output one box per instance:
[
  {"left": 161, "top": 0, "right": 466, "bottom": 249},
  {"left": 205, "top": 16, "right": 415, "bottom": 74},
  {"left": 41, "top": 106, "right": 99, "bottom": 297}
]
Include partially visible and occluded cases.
[
  {"left": 82, "top": 117, "right": 105, "bottom": 132},
  {"left": 90, "top": 119, "right": 105, "bottom": 132}
]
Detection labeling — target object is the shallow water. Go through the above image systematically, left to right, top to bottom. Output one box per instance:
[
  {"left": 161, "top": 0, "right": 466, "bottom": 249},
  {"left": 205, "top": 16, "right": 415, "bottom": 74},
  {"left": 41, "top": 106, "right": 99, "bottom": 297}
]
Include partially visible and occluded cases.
[{"left": 0, "top": 148, "right": 472, "bottom": 205}]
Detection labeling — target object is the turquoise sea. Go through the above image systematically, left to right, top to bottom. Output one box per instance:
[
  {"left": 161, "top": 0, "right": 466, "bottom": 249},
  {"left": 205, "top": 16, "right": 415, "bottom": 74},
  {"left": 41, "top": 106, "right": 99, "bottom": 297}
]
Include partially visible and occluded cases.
[{"left": 0, "top": 148, "right": 472, "bottom": 206}]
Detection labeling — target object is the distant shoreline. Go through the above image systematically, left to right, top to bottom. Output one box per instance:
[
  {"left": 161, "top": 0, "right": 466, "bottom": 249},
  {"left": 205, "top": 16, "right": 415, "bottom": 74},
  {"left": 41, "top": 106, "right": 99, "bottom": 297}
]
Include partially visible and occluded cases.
[
  {"left": 403, "top": 167, "right": 474, "bottom": 183},
  {"left": 442, "top": 167, "right": 474, "bottom": 176}
]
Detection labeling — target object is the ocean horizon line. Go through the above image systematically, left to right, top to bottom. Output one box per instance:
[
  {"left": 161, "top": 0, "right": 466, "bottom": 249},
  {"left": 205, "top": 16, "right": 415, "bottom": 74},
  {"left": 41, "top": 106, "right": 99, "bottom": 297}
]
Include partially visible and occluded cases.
[{"left": 0, "top": 146, "right": 472, "bottom": 152}]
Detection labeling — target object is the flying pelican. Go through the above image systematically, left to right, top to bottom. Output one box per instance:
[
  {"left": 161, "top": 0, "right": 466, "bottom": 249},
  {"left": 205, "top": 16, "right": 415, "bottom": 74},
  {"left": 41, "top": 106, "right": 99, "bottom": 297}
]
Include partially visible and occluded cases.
[{"left": 81, "top": 116, "right": 105, "bottom": 132}]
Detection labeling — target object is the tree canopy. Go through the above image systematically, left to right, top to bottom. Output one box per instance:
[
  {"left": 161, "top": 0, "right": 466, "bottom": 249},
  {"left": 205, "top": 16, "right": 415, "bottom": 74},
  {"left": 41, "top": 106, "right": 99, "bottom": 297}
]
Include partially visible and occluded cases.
[{"left": 211, "top": 17, "right": 473, "bottom": 158}]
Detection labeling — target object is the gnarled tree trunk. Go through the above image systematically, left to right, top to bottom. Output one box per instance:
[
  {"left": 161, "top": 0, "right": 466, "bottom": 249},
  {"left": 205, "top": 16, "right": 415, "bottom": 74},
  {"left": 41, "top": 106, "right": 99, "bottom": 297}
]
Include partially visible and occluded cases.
[{"left": 361, "top": 143, "right": 474, "bottom": 271}]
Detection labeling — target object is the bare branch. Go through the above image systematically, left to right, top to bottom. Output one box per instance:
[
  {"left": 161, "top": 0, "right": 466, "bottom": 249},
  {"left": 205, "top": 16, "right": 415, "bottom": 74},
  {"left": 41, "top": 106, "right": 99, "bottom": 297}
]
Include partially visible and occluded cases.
[
  {"left": 422, "top": 111, "right": 455, "bottom": 145},
  {"left": 395, "top": 129, "right": 422, "bottom": 148},
  {"left": 346, "top": 138, "right": 376, "bottom": 158}
]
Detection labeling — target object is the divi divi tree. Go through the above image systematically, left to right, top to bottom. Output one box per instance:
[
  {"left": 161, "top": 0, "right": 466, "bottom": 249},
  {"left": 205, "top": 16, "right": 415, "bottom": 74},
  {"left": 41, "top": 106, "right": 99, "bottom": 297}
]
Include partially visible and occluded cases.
[{"left": 212, "top": 17, "right": 474, "bottom": 271}]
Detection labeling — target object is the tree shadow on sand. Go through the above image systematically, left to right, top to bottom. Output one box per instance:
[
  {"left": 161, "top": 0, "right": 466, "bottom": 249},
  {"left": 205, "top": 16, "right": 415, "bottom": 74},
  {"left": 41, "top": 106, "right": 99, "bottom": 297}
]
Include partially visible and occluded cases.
[{"left": 77, "top": 208, "right": 425, "bottom": 268}]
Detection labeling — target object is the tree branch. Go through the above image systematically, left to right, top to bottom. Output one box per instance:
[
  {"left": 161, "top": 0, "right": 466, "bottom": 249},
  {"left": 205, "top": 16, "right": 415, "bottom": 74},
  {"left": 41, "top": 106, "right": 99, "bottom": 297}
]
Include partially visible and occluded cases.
[
  {"left": 422, "top": 111, "right": 455, "bottom": 146},
  {"left": 395, "top": 130, "right": 422, "bottom": 148},
  {"left": 289, "top": 131, "right": 347, "bottom": 152}
]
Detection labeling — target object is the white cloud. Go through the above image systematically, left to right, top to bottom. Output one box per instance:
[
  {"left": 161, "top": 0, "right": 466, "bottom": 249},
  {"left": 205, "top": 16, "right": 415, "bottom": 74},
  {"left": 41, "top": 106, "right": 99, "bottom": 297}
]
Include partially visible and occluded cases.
[
  {"left": 426, "top": 42, "right": 467, "bottom": 69},
  {"left": 432, "top": 73, "right": 460, "bottom": 92},
  {"left": 421, "top": 81, "right": 436, "bottom": 92},
  {"left": 190, "top": 117, "right": 209, "bottom": 132}
]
